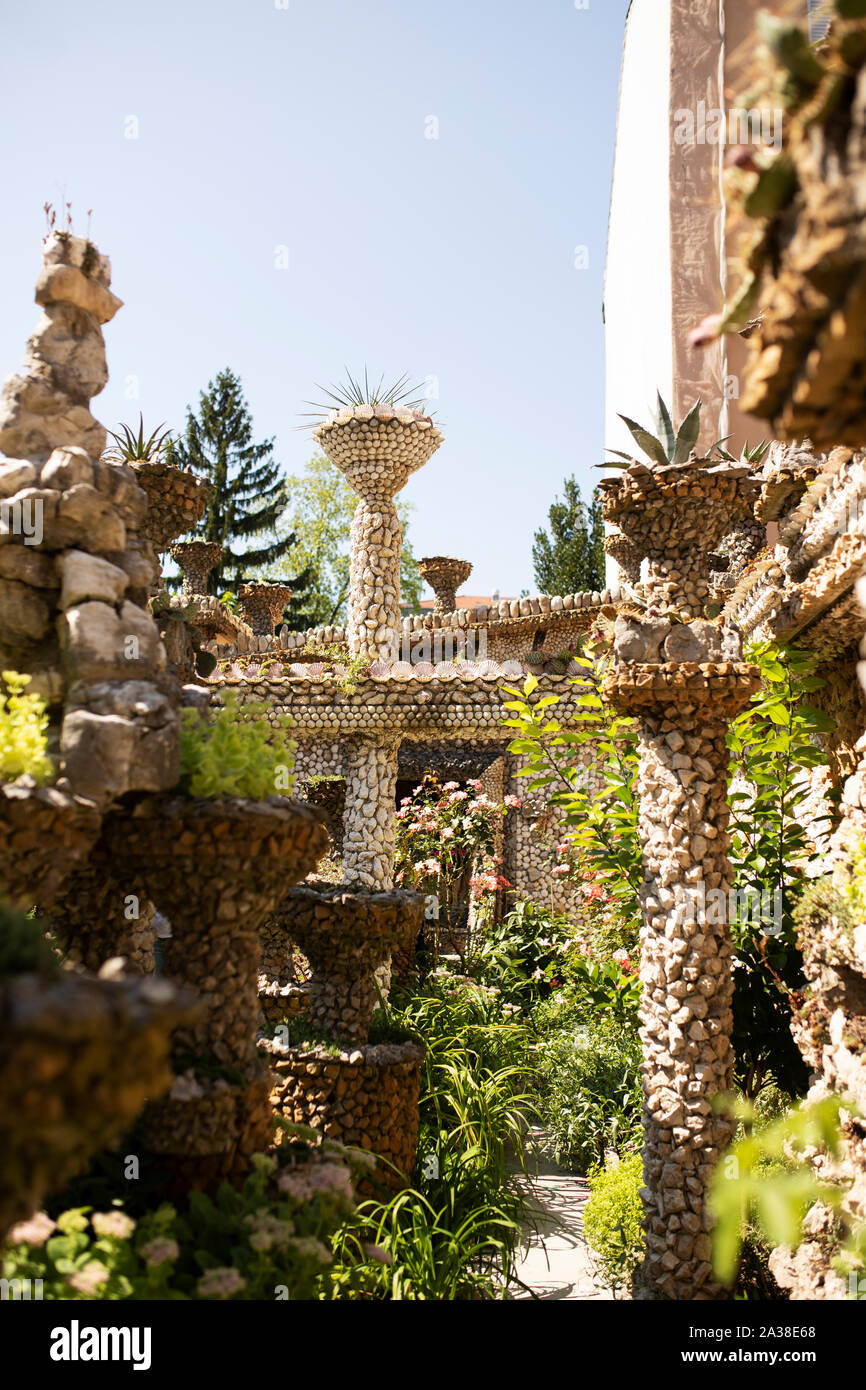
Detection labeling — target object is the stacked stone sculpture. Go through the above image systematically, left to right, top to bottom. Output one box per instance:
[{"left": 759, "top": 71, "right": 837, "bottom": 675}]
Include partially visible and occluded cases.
[
  {"left": 0, "top": 232, "right": 180, "bottom": 813},
  {"left": 0, "top": 235, "right": 202, "bottom": 1227},
  {"left": 262, "top": 881, "right": 425, "bottom": 1188}
]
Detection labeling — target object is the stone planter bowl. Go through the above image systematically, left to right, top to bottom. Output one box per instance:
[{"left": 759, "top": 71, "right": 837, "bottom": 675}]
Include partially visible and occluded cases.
[
  {"left": 313, "top": 410, "right": 443, "bottom": 499},
  {"left": 131, "top": 461, "right": 212, "bottom": 553},
  {"left": 169, "top": 540, "right": 223, "bottom": 598},
  {"left": 0, "top": 781, "right": 101, "bottom": 910},
  {"left": 98, "top": 794, "right": 328, "bottom": 1175},
  {"left": 100, "top": 795, "right": 329, "bottom": 1065},
  {"left": 269, "top": 881, "right": 426, "bottom": 1041},
  {"left": 264, "top": 1036, "right": 425, "bottom": 1192}
]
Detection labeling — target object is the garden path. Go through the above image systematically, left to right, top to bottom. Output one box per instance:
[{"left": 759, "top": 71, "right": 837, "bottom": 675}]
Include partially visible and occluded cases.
[{"left": 509, "top": 1129, "right": 613, "bottom": 1301}]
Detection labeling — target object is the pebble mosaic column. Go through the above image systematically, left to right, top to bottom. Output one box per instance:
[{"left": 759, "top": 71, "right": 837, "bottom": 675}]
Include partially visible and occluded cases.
[
  {"left": 347, "top": 501, "right": 402, "bottom": 660},
  {"left": 605, "top": 662, "right": 760, "bottom": 1299},
  {"left": 342, "top": 735, "right": 401, "bottom": 890}
]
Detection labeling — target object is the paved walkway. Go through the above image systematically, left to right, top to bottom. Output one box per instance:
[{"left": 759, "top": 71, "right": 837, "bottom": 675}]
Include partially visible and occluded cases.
[{"left": 509, "top": 1130, "right": 614, "bottom": 1301}]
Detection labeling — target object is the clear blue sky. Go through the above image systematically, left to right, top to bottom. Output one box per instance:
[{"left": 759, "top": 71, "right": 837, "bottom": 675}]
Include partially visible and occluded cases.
[{"left": 1, "top": 0, "right": 631, "bottom": 600}]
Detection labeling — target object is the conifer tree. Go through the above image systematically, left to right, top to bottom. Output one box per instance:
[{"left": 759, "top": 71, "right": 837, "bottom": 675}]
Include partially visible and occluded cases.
[
  {"left": 169, "top": 367, "right": 311, "bottom": 600},
  {"left": 532, "top": 476, "right": 605, "bottom": 596}
]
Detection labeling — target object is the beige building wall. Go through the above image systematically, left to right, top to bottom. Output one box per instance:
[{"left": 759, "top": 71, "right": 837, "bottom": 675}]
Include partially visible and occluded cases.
[{"left": 605, "top": 0, "right": 807, "bottom": 581}]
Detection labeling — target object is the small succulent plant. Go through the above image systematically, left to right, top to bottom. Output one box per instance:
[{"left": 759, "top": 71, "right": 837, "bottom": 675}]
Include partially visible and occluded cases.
[
  {"left": 106, "top": 414, "right": 174, "bottom": 464},
  {"left": 715, "top": 440, "right": 771, "bottom": 465},
  {"left": 525, "top": 650, "right": 545, "bottom": 667}
]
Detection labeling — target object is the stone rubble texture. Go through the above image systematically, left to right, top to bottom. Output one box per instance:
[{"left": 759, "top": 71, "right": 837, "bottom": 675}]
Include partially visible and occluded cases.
[{"left": 0, "top": 233, "right": 180, "bottom": 810}]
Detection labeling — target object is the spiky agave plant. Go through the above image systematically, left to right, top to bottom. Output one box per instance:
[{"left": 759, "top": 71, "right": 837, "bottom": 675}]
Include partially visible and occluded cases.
[
  {"left": 300, "top": 368, "right": 434, "bottom": 428},
  {"left": 603, "top": 393, "right": 711, "bottom": 469},
  {"left": 105, "top": 413, "right": 174, "bottom": 464}
]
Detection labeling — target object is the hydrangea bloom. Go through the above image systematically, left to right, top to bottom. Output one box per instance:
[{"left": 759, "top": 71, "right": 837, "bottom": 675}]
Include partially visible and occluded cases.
[{"left": 197, "top": 1267, "right": 246, "bottom": 1299}]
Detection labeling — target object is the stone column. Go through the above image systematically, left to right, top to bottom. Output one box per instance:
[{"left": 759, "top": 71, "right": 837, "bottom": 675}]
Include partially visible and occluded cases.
[
  {"left": 312, "top": 405, "right": 443, "bottom": 661},
  {"left": 347, "top": 499, "right": 403, "bottom": 660},
  {"left": 418, "top": 556, "right": 472, "bottom": 617},
  {"left": 605, "top": 643, "right": 760, "bottom": 1299},
  {"left": 342, "top": 735, "right": 400, "bottom": 890}
]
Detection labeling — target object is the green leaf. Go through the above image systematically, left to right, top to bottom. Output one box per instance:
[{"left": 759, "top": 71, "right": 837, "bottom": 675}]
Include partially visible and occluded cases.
[
  {"left": 654, "top": 392, "right": 676, "bottom": 460},
  {"left": 673, "top": 398, "right": 702, "bottom": 462},
  {"left": 617, "top": 415, "right": 670, "bottom": 467}
]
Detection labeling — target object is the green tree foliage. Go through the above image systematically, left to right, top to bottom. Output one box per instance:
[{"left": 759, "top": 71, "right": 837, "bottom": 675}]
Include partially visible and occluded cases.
[
  {"left": 168, "top": 368, "right": 312, "bottom": 603},
  {"left": 254, "top": 453, "right": 421, "bottom": 630},
  {"left": 532, "top": 477, "right": 605, "bottom": 596},
  {"left": 500, "top": 640, "right": 831, "bottom": 1102},
  {"left": 726, "top": 643, "right": 832, "bottom": 1100}
]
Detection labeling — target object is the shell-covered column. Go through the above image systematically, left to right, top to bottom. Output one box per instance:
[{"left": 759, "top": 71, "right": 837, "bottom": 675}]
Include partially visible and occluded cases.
[
  {"left": 313, "top": 405, "right": 443, "bottom": 660},
  {"left": 418, "top": 555, "right": 472, "bottom": 616},
  {"left": 605, "top": 629, "right": 760, "bottom": 1298},
  {"left": 342, "top": 734, "right": 401, "bottom": 890}
]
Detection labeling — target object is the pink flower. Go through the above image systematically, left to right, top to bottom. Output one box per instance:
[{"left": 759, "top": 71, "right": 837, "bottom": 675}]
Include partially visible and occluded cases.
[
  {"left": 689, "top": 312, "right": 724, "bottom": 348},
  {"left": 468, "top": 779, "right": 483, "bottom": 791},
  {"left": 442, "top": 781, "right": 460, "bottom": 791},
  {"left": 448, "top": 790, "right": 468, "bottom": 803},
  {"left": 504, "top": 795, "right": 521, "bottom": 808},
  {"left": 442, "top": 827, "right": 454, "bottom": 839},
  {"left": 552, "top": 864, "right": 570, "bottom": 876},
  {"left": 612, "top": 949, "right": 633, "bottom": 970},
  {"left": 91, "top": 1210, "right": 136, "bottom": 1240},
  {"left": 7, "top": 1212, "right": 56, "bottom": 1246},
  {"left": 141, "top": 1237, "right": 180, "bottom": 1267},
  {"left": 67, "top": 1262, "right": 109, "bottom": 1295},
  {"left": 197, "top": 1267, "right": 246, "bottom": 1299}
]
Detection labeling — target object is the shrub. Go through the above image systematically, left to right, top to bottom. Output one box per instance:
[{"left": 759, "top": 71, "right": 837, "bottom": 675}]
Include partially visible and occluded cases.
[
  {"left": 0, "top": 671, "right": 53, "bottom": 785},
  {"left": 179, "top": 692, "right": 296, "bottom": 800},
  {"left": 470, "top": 900, "right": 573, "bottom": 1010},
  {"left": 535, "top": 1021, "right": 643, "bottom": 1172},
  {"left": 2, "top": 1140, "right": 358, "bottom": 1301},
  {"left": 583, "top": 1152, "right": 645, "bottom": 1294}
]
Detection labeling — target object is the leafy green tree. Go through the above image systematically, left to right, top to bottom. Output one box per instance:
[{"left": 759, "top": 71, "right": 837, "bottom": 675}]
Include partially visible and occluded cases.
[
  {"left": 168, "top": 368, "right": 312, "bottom": 601},
  {"left": 252, "top": 453, "right": 421, "bottom": 629},
  {"left": 532, "top": 477, "right": 605, "bottom": 596},
  {"left": 500, "top": 640, "right": 830, "bottom": 1102},
  {"left": 726, "top": 642, "right": 833, "bottom": 1100}
]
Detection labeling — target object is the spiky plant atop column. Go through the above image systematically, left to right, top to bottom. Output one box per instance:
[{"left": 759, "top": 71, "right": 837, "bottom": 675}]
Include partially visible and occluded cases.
[{"left": 599, "top": 396, "right": 760, "bottom": 619}]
